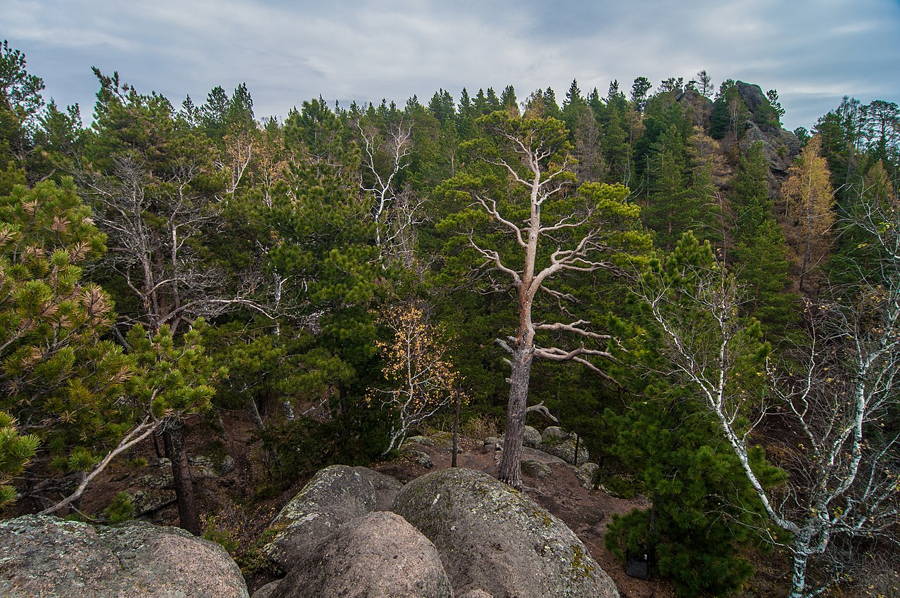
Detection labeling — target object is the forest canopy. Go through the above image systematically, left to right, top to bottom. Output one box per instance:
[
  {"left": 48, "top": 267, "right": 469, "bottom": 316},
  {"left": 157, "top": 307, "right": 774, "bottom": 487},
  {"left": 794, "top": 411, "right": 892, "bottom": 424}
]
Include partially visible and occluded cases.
[{"left": 0, "top": 39, "right": 897, "bottom": 598}]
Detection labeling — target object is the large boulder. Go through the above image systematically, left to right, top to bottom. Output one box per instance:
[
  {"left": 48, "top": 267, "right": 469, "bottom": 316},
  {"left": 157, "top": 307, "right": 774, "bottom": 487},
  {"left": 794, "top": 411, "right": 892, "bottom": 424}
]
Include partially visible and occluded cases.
[
  {"left": 523, "top": 425, "right": 542, "bottom": 448},
  {"left": 540, "top": 426, "right": 590, "bottom": 465},
  {"left": 521, "top": 459, "right": 552, "bottom": 480},
  {"left": 576, "top": 462, "right": 599, "bottom": 490},
  {"left": 262, "top": 465, "right": 400, "bottom": 569},
  {"left": 356, "top": 466, "right": 404, "bottom": 511},
  {"left": 392, "top": 468, "right": 619, "bottom": 598},
  {"left": 271, "top": 512, "right": 452, "bottom": 598},
  {"left": 0, "top": 515, "right": 248, "bottom": 598}
]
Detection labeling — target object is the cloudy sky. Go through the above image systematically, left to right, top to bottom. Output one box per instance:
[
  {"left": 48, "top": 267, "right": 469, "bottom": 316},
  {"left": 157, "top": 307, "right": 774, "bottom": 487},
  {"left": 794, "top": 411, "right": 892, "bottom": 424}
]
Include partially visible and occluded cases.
[{"left": 4, "top": 0, "right": 899, "bottom": 130}]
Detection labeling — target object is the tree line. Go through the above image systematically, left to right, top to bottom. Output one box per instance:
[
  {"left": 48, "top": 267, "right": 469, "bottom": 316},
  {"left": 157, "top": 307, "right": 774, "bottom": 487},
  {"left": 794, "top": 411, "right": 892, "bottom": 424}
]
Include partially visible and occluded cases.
[{"left": 1, "top": 40, "right": 897, "bottom": 597}]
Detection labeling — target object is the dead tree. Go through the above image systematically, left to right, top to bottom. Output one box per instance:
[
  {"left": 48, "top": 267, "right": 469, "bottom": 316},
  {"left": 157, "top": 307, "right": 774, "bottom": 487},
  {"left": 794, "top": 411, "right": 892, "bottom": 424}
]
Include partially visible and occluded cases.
[
  {"left": 459, "top": 113, "right": 632, "bottom": 487},
  {"left": 355, "top": 119, "right": 424, "bottom": 266},
  {"left": 83, "top": 156, "right": 274, "bottom": 334}
]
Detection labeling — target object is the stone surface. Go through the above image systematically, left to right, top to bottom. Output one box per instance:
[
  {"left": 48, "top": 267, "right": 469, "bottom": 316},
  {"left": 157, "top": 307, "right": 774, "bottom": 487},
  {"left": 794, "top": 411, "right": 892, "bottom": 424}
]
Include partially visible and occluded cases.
[
  {"left": 523, "top": 425, "right": 542, "bottom": 448},
  {"left": 540, "top": 427, "right": 590, "bottom": 465},
  {"left": 405, "top": 435, "right": 436, "bottom": 447},
  {"left": 401, "top": 447, "right": 434, "bottom": 468},
  {"left": 521, "top": 459, "right": 552, "bottom": 480},
  {"left": 576, "top": 462, "right": 599, "bottom": 490},
  {"left": 262, "top": 464, "right": 376, "bottom": 569},
  {"left": 354, "top": 466, "right": 403, "bottom": 511},
  {"left": 392, "top": 468, "right": 620, "bottom": 598},
  {"left": 270, "top": 512, "right": 452, "bottom": 598},
  {"left": 0, "top": 515, "right": 248, "bottom": 598},
  {"left": 250, "top": 580, "right": 281, "bottom": 598},
  {"left": 457, "top": 590, "right": 494, "bottom": 598}
]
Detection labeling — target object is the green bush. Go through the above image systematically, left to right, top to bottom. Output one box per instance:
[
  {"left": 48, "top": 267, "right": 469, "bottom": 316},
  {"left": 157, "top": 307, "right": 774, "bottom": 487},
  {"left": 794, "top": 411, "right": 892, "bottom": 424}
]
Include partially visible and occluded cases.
[{"left": 103, "top": 492, "right": 135, "bottom": 524}]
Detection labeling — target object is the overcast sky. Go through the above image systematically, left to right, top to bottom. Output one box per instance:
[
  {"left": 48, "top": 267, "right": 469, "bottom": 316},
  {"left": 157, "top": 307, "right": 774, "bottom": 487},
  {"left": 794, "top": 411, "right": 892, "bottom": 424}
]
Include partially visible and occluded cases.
[{"left": 4, "top": 0, "right": 899, "bottom": 131}]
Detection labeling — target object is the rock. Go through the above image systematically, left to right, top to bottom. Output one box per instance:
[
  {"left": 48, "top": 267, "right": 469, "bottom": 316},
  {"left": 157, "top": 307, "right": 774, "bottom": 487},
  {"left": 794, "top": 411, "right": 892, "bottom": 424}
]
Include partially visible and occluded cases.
[
  {"left": 736, "top": 81, "right": 770, "bottom": 120},
  {"left": 676, "top": 88, "right": 713, "bottom": 128},
  {"left": 740, "top": 121, "right": 798, "bottom": 176},
  {"left": 523, "top": 425, "right": 542, "bottom": 448},
  {"left": 541, "top": 426, "right": 568, "bottom": 445},
  {"left": 540, "top": 427, "right": 589, "bottom": 465},
  {"left": 427, "top": 431, "right": 455, "bottom": 449},
  {"left": 405, "top": 435, "right": 436, "bottom": 447},
  {"left": 483, "top": 436, "right": 499, "bottom": 446},
  {"left": 520, "top": 446, "right": 566, "bottom": 465},
  {"left": 402, "top": 447, "right": 434, "bottom": 469},
  {"left": 190, "top": 454, "right": 234, "bottom": 478},
  {"left": 521, "top": 459, "right": 552, "bottom": 480},
  {"left": 576, "top": 462, "right": 599, "bottom": 490},
  {"left": 262, "top": 464, "right": 376, "bottom": 569},
  {"left": 354, "top": 466, "right": 403, "bottom": 511},
  {"left": 392, "top": 468, "right": 620, "bottom": 598},
  {"left": 271, "top": 512, "right": 452, "bottom": 598},
  {"left": 0, "top": 514, "right": 248, "bottom": 598},
  {"left": 251, "top": 580, "right": 281, "bottom": 598},
  {"left": 458, "top": 591, "right": 493, "bottom": 598}
]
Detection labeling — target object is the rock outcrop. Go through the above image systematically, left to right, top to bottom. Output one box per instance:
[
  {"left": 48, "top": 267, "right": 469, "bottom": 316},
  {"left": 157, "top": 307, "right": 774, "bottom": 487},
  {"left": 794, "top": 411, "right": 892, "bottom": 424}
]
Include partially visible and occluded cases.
[
  {"left": 523, "top": 425, "right": 542, "bottom": 448},
  {"left": 540, "top": 426, "right": 590, "bottom": 465},
  {"left": 521, "top": 459, "right": 552, "bottom": 480},
  {"left": 576, "top": 462, "right": 599, "bottom": 490},
  {"left": 261, "top": 464, "right": 401, "bottom": 569},
  {"left": 392, "top": 468, "right": 619, "bottom": 598},
  {"left": 269, "top": 512, "right": 452, "bottom": 598},
  {"left": 0, "top": 515, "right": 248, "bottom": 598}
]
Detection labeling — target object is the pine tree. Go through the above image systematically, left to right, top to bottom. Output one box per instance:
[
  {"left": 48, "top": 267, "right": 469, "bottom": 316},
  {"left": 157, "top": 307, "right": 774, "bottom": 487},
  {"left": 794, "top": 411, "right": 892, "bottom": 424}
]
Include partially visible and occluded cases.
[
  {"left": 730, "top": 144, "right": 796, "bottom": 334},
  {"left": 0, "top": 179, "right": 133, "bottom": 475},
  {"left": 127, "top": 322, "right": 220, "bottom": 534},
  {"left": 0, "top": 411, "right": 38, "bottom": 508}
]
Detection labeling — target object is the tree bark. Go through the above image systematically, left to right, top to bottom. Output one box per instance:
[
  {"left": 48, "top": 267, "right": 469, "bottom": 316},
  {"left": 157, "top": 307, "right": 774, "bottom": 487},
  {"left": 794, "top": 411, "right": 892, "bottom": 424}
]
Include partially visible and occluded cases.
[
  {"left": 498, "top": 348, "right": 534, "bottom": 487},
  {"left": 451, "top": 388, "right": 461, "bottom": 468},
  {"left": 248, "top": 397, "right": 264, "bottom": 429},
  {"left": 163, "top": 421, "right": 201, "bottom": 535},
  {"left": 789, "top": 549, "right": 810, "bottom": 598}
]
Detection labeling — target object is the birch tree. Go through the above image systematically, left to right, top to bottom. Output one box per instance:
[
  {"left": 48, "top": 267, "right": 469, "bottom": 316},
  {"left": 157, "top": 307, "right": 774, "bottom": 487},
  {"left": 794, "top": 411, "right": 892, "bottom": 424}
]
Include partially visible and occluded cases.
[
  {"left": 443, "top": 111, "right": 647, "bottom": 487},
  {"left": 355, "top": 118, "right": 423, "bottom": 266},
  {"left": 637, "top": 218, "right": 898, "bottom": 596}
]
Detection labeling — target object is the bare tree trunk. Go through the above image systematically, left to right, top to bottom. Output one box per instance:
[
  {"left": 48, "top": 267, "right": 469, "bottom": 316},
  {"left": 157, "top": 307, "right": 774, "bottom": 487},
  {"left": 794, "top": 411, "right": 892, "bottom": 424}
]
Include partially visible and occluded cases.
[
  {"left": 499, "top": 348, "right": 534, "bottom": 487},
  {"left": 451, "top": 388, "right": 461, "bottom": 468},
  {"left": 248, "top": 398, "right": 264, "bottom": 429},
  {"left": 163, "top": 422, "right": 201, "bottom": 535},
  {"left": 789, "top": 549, "right": 810, "bottom": 598}
]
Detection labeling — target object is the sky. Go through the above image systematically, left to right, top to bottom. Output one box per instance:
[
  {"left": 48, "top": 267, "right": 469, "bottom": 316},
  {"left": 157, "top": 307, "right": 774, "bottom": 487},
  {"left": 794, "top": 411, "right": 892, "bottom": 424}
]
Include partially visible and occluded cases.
[{"left": 3, "top": 0, "right": 899, "bottom": 131}]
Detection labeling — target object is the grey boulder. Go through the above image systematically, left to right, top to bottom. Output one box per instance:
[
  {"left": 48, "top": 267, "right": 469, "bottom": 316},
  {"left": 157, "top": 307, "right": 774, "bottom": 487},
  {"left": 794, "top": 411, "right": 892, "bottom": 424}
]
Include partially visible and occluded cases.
[
  {"left": 522, "top": 425, "right": 542, "bottom": 448},
  {"left": 540, "top": 426, "right": 590, "bottom": 465},
  {"left": 262, "top": 464, "right": 401, "bottom": 569},
  {"left": 392, "top": 468, "right": 619, "bottom": 598},
  {"left": 270, "top": 512, "right": 452, "bottom": 598},
  {"left": 0, "top": 515, "right": 248, "bottom": 598}
]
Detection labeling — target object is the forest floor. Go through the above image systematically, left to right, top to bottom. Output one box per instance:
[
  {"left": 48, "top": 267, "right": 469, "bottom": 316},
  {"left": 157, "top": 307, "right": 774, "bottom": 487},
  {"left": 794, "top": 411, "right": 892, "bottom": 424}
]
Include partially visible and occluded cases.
[{"left": 65, "top": 411, "right": 796, "bottom": 597}]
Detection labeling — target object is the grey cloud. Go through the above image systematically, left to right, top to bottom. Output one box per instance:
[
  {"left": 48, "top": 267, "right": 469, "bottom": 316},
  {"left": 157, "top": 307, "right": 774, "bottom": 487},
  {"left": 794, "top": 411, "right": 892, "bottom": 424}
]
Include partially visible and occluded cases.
[{"left": 1, "top": 0, "right": 897, "bottom": 130}]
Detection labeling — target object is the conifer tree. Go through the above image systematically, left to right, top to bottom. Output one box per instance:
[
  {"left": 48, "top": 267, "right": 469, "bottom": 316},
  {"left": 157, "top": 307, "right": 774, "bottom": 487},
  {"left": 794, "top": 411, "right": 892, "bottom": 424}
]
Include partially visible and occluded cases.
[
  {"left": 439, "top": 111, "right": 647, "bottom": 486},
  {"left": 730, "top": 143, "right": 796, "bottom": 334},
  {"left": 0, "top": 179, "right": 133, "bottom": 484},
  {"left": 125, "top": 322, "right": 219, "bottom": 534},
  {"left": 0, "top": 412, "right": 38, "bottom": 508}
]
